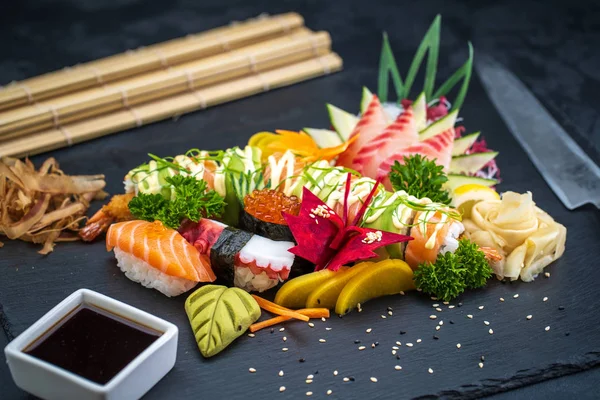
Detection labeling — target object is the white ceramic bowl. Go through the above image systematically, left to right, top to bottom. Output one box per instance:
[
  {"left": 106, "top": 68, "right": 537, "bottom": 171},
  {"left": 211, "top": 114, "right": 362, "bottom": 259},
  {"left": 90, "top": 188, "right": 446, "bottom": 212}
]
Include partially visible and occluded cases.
[{"left": 4, "top": 289, "right": 178, "bottom": 400}]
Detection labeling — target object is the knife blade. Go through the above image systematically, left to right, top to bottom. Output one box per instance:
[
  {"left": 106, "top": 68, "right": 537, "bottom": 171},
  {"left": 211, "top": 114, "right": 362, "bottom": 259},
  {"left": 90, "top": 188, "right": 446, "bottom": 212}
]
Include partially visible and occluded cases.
[{"left": 475, "top": 55, "right": 600, "bottom": 210}]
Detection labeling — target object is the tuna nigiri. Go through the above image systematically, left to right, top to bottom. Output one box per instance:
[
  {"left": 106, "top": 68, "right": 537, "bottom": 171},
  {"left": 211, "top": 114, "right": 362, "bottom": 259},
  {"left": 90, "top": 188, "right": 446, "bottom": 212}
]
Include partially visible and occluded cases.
[{"left": 106, "top": 220, "right": 216, "bottom": 297}]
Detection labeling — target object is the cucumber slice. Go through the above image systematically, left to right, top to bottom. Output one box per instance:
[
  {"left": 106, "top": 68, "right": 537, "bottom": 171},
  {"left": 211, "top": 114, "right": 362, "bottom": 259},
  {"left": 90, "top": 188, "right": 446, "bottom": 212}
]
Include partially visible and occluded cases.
[
  {"left": 360, "top": 87, "right": 374, "bottom": 114},
  {"left": 412, "top": 92, "right": 427, "bottom": 131},
  {"left": 327, "top": 103, "right": 359, "bottom": 141},
  {"left": 419, "top": 109, "right": 458, "bottom": 140},
  {"left": 303, "top": 128, "right": 343, "bottom": 148},
  {"left": 452, "top": 132, "right": 480, "bottom": 156},
  {"left": 449, "top": 152, "right": 498, "bottom": 174},
  {"left": 445, "top": 174, "right": 498, "bottom": 192}
]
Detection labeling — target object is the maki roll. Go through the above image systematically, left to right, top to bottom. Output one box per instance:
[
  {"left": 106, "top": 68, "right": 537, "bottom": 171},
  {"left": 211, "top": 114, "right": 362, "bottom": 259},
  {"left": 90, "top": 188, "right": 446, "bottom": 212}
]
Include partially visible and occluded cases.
[
  {"left": 239, "top": 189, "right": 299, "bottom": 242},
  {"left": 180, "top": 219, "right": 305, "bottom": 293}
]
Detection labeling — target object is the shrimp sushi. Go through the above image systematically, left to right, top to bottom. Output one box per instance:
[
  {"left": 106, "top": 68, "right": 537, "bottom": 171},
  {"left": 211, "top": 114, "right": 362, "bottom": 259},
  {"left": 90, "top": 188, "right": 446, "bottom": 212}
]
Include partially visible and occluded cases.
[
  {"left": 404, "top": 210, "right": 464, "bottom": 270},
  {"left": 180, "top": 219, "right": 303, "bottom": 292},
  {"left": 106, "top": 220, "right": 216, "bottom": 297}
]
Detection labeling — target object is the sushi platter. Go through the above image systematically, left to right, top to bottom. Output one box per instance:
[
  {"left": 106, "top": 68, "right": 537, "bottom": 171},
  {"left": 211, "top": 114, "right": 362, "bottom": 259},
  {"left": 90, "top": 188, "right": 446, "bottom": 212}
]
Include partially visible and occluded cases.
[{"left": 2, "top": 9, "right": 600, "bottom": 400}]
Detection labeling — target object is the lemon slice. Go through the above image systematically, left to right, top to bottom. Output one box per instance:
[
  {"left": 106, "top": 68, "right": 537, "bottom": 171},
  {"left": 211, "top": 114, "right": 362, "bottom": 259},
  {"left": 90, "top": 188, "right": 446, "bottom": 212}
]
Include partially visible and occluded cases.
[
  {"left": 451, "top": 184, "right": 500, "bottom": 219},
  {"left": 335, "top": 260, "right": 414, "bottom": 315},
  {"left": 305, "top": 262, "right": 374, "bottom": 309},
  {"left": 274, "top": 268, "right": 348, "bottom": 309}
]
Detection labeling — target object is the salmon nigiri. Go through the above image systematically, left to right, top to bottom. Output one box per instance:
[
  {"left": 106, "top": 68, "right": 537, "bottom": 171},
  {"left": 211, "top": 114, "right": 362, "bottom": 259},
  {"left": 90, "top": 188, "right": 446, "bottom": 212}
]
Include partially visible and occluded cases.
[{"left": 106, "top": 220, "right": 216, "bottom": 297}]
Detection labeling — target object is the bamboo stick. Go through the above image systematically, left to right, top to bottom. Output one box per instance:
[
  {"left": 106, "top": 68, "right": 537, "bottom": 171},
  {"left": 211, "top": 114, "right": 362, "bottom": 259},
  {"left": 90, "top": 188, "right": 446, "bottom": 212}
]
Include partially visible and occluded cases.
[
  {"left": 0, "top": 12, "right": 304, "bottom": 111},
  {"left": 0, "top": 30, "right": 328, "bottom": 140},
  {"left": 0, "top": 53, "right": 342, "bottom": 159}
]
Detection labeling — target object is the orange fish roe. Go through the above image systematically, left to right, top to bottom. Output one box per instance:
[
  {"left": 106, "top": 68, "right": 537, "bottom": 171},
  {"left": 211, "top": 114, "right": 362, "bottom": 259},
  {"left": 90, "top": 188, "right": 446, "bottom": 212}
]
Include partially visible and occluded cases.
[{"left": 244, "top": 189, "right": 300, "bottom": 225}]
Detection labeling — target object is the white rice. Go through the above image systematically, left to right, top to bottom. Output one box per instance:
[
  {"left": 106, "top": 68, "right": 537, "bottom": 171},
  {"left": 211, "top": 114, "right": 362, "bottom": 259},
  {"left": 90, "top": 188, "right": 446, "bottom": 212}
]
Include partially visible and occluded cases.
[
  {"left": 439, "top": 221, "right": 465, "bottom": 255},
  {"left": 114, "top": 248, "right": 198, "bottom": 297},
  {"left": 233, "top": 266, "right": 282, "bottom": 293}
]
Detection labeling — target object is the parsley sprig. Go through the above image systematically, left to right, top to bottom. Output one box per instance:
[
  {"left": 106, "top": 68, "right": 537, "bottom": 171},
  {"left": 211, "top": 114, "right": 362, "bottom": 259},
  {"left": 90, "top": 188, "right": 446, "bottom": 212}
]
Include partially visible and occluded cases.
[
  {"left": 388, "top": 155, "right": 451, "bottom": 204},
  {"left": 128, "top": 175, "right": 225, "bottom": 229},
  {"left": 413, "top": 239, "right": 493, "bottom": 301}
]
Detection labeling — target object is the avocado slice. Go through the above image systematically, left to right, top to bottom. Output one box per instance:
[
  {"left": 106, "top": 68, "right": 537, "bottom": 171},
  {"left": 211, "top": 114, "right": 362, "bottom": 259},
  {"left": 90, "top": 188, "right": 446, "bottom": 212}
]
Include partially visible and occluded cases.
[
  {"left": 419, "top": 109, "right": 458, "bottom": 140},
  {"left": 452, "top": 132, "right": 480, "bottom": 156},
  {"left": 449, "top": 152, "right": 498, "bottom": 174}
]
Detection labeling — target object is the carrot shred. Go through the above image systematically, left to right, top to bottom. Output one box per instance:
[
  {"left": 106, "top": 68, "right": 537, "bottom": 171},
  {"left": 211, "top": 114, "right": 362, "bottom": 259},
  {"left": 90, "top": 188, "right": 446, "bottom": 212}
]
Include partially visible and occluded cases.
[
  {"left": 251, "top": 295, "right": 311, "bottom": 322},
  {"left": 249, "top": 308, "right": 331, "bottom": 333}
]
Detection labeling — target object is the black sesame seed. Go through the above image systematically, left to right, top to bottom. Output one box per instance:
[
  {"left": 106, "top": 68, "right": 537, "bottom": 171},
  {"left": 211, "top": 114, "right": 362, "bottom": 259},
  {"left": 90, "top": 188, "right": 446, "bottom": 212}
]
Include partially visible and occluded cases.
[
  {"left": 317, "top": 299, "right": 321, "bottom": 305},
  {"left": 457, "top": 303, "right": 463, "bottom": 307},
  {"left": 558, "top": 306, "right": 565, "bottom": 311},
  {"left": 387, "top": 307, "right": 393, "bottom": 312},
  {"left": 339, "top": 314, "right": 344, "bottom": 318},
  {"left": 449, "top": 320, "right": 455, "bottom": 325},
  {"left": 270, "top": 328, "right": 274, "bottom": 334},
  {"left": 400, "top": 331, "right": 406, "bottom": 335},
  {"left": 565, "top": 332, "right": 570, "bottom": 336},
  {"left": 433, "top": 335, "right": 439, "bottom": 340},
  {"left": 354, "top": 340, "right": 361, "bottom": 344},
  {"left": 375, "top": 342, "right": 379, "bottom": 347},
  {"left": 396, "top": 355, "right": 400, "bottom": 360},
  {"left": 480, "top": 356, "right": 485, "bottom": 362},
  {"left": 299, "top": 358, "right": 306, "bottom": 363},
  {"left": 315, "top": 371, "right": 319, "bottom": 375},
  {"left": 349, "top": 377, "right": 355, "bottom": 381}
]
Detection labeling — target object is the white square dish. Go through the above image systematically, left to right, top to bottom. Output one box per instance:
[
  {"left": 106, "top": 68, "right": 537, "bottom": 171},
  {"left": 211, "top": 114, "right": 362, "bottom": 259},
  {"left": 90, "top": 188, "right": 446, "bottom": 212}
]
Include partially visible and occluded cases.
[{"left": 4, "top": 288, "right": 178, "bottom": 400}]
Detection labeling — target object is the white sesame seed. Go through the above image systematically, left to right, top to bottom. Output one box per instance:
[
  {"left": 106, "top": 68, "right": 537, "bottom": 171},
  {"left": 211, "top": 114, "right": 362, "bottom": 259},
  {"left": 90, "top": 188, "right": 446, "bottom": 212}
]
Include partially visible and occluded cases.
[
  {"left": 544, "top": 272, "right": 551, "bottom": 278},
  {"left": 400, "top": 291, "right": 405, "bottom": 295},
  {"left": 513, "top": 294, "right": 519, "bottom": 299},
  {"left": 431, "top": 297, "right": 438, "bottom": 301},
  {"left": 500, "top": 297, "right": 505, "bottom": 302},
  {"left": 543, "top": 297, "right": 548, "bottom": 302},
  {"left": 443, "top": 301, "right": 449, "bottom": 305},
  {"left": 432, "top": 304, "right": 440, "bottom": 308},
  {"left": 448, "top": 305, "right": 455, "bottom": 309},
  {"left": 478, "top": 306, "right": 484, "bottom": 310},
  {"left": 436, "top": 307, "right": 443, "bottom": 312},
  {"left": 388, "top": 310, "right": 393, "bottom": 316},
  {"left": 467, "top": 314, "right": 473, "bottom": 319},
  {"left": 381, "top": 315, "right": 387, "bottom": 319},
  {"left": 430, "top": 315, "right": 437, "bottom": 320},
  {"left": 527, "top": 315, "right": 532, "bottom": 320},
  {"left": 321, "top": 317, "right": 327, "bottom": 322},
  {"left": 439, "top": 321, "right": 444, "bottom": 326},
  {"left": 484, "top": 321, "right": 490, "bottom": 326},
  {"left": 308, "top": 322, "right": 315, "bottom": 328},
  {"left": 435, "top": 326, "right": 441, "bottom": 331},
  {"left": 545, "top": 326, "right": 550, "bottom": 331},
  {"left": 326, "top": 327, "right": 332, "bottom": 331},
  {"left": 279, "top": 328, "right": 285, "bottom": 332},
  {"left": 366, "top": 328, "right": 372, "bottom": 333},
  {"left": 489, "top": 329, "right": 494, "bottom": 335},
  {"left": 248, "top": 333, "right": 255, "bottom": 338},
  {"left": 283, "top": 336, "right": 287, "bottom": 342},
  {"left": 417, "top": 338, "right": 422, "bottom": 343},
  {"left": 319, "top": 339, "right": 326, "bottom": 343},
  {"left": 396, "top": 341, "right": 402, "bottom": 346},
  {"left": 371, "top": 343, "right": 376, "bottom": 348},
  {"left": 406, "top": 343, "right": 414, "bottom": 347},
  {"left": 457, "top": 343, "right": 461, "bottom": 349},
  {"left": 359, "top": 346, "right": 366, "bottom": 350},
  {"left": 392, "top": 346, "right": 399, "bottom": 350},
  {"left": 282, "top": 348, "right": 288, "bottom": 352},
  {"left": 392, "top": 350, "right": 397, "bottom": 355},
  {"left": 479, "top": 362, "right": 484, "bottom": 368},
  {"left": 395, "top": 365, "right": 402, "bottom": 370},
  {"left": 249, "top": 368, "right": 257, "bottom": 373},
  {"left": 428, "top": 368, "right": 434, "bottom": 374},
  {"left": 279, "top": 370, "right": 284, "bottom": 377},
  {"left": 333, "top": 370, "right": 338, "bottom": 376},
  {"left": 307, "top": 374, "right": 314, "bottom": 379},
  {"left": 343, "top": 377, "right": 350, "bottom": 382},
  {"left": 370, "top": 377, "right": 378, "bottom": 383},
  {"left": 306, "top": 379, "right": 313, "bottom": 384},
  {"left": 280, "top": 386, "right": 286, "bottom": 392},
  {"left": 327, "top": 389, "right": 333, "bottom": 395},
  {"left": 306, "top": 391, "right": 313, "bottom": 396}
]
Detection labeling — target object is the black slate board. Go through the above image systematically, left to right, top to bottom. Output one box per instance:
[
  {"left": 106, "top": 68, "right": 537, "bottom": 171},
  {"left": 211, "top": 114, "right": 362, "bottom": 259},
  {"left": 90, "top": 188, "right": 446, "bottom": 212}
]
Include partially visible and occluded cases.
[{"left": 2, "top": 2, "right": 600, "bottom": 399}]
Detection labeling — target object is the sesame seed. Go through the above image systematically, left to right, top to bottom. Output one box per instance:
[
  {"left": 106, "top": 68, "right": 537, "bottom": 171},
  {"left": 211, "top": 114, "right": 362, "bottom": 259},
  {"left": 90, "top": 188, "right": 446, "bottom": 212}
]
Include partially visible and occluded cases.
[
  {"left": 544, "top": 272, "right": 550, "bottom": 278},
  {"left": 400, "top": 291, "right": 406, "bottom": 295},
  {"left": 513, "top": 294, "right": 519, "bottom": 299},
  {"left": 431, "top": 297, "right": 438, "bottom": 301},
  {"left": 500, "top": 297, "right": 505, "bottom": 302},
  {"left": 543, "top": 297, "right": 548, "bottom": 302},
  {"left": 443, "top": 301, "right": 449, "bottom": 305},
  {"left": 458, "top": 302, "right": 463, "bottom": 307},
  {"left": 432, "top": 304, "right": 440, "bottom": 308},
  {"left": 448, "top": 305, "right": 455, "bottom": 309},
  {"left": 478, "top": 306, "right": 484, "bottom": 310},
  {"left": 559, "top": 306, "right": 565, "bottom": 311},
  {"left": 436, "top": 307, "right": 443, "bottom": 312},
  {"left": 388, "top": 310, "right": 393, "bottom": 316},
  {"left": 467, "top": 314, "right": 473, "bottom": 319},
  {"left": 381, "top": 315, "right": 387, "bottom": 319},
  {"left": 430, "top": 315, "right": 437, "bottom": 320},
  {"left": 526, "top": 315, "right": 532, "bottom": 320},
  {"left": 321, "top": 317, "right": 326, "bottom": 322},
  {"left": 449, "top": 320, "right": 455, "bottom": 324},
  {"left": 439, "top": 321, "right": 444, "bottom": 326},
  {"left": 484, "top": 321, "right": 490, "bottom": 326},
  {"left": 308, "top": 322, "right": 315, "bottom": 328},
  {"left": 435, "top": 326, "right": 441, "bottom": 331},
  {"left": 545, "top": 326, "right": 550, "bottom": 331},
  {"left": 326, "top": 327, "right": 332, "bottom": 331},
  {"left": 270, "top": 328, "right": 274, "bottom": 334},
  {"left": 280, "top": 328, "right": 285, "bottom": 332},
  {"left": 366, "top": 328, "right": 372, "bottom": 333},
  {"left": 489, "top": 329, "right": 494, "bottom": 335},
  {"left": 399, "top": 331, "right": 406, "bottom": 335},
  {"left": 248, "top": 333, "right": 255, "bottom": 338},
  {"left": 433, "top": 335, "right": 439, "bottom": 340},
  {"left": 283, "top": 336, "right": 287, "bottom": 342},
  {"left": 417, "top": 338, "right": 422, "bottom": 343},
  {"left": 319, "top": 339, "right": 326, "bottom": 343},
  {"left": 355, "top": 340, "right": 361, "bottom": 344},
  {"left": 396, "top": 341, "right": 402, "bottom": 346},
  {"left": 371, "top": 343, "right": 376, "bottom": 348},
  {"left": 406, "top": 343, "right": 414, "bottom": 347},
  {"left": 456, "top": 343, "right": 461, "bottom": 349},
  {"left": 358, "top": 346, "right": 366, "bottom": 351},
  {"left": 393, "top": 346, "right": 399, "bottom": 350},
  {"left": 282, "top": 348, "right": 288, "bottom": 352},
  {"left": 392, "top": 350, "right": 397, "bottom": 355},
  {"left": 481, "top": 355, "right": 485, "bottom": 361},
  {"left": 299, "top": 358, "right": 305, "bottom": 363},
  {"left": 479, "top": 362, "right": 484, "bottom": 368},
  {"left": 395, "top": 365, "right": 402, "bottom": 370},
  {"left": 249, "top": 368, "right": 256, "bottom": 373},
  {"left": 428, "top": 368, "right": 434, "bottom": 374},
  {"left": 279, "top": 370, "right": 284, "bottom": 377},
  {"left": 333, "top": 370, "right": 338, "bottom": 376},
  {"left": 307, "top": 374, "right": 314, "bottom": 379},
  {"left": 343, "top": 377, "right": 350, "bottom": 382},
  {"left": 370, "top": 377, "right": 378, "bottom": 383},
  {"left": 306, "top": 379, "right": 313, "bottom": 384},
  {"left": 280, "top": 386, "right": 286, "bottom": 392},
  {"left": 327, "top": 389, "right": 333, "bottom": 395},
  {"left": 306, "top": 391, "right": 313, "bottom": 396}
]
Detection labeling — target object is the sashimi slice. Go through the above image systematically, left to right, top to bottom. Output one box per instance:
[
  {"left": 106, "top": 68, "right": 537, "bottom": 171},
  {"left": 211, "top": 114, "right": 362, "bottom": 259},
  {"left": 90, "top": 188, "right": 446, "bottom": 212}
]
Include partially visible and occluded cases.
[
  {"left": 335, "top": 95, "right": 388, "bottom": 168},
  {"left": 352, "top": 107, "right": 418, "bottom": 178},
  {"left": 377, "top": 128, "right": 455, "bottom": 191},
  {"left": 107, "top": 220, "right": 216, "bottom": 282}
]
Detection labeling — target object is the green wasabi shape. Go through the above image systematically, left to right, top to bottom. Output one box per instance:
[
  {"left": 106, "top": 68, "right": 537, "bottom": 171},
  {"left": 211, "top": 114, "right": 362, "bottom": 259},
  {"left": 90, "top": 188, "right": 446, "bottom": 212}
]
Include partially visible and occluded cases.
[{"left": 185, "top": 285, "right": 261, "bottom": 358}]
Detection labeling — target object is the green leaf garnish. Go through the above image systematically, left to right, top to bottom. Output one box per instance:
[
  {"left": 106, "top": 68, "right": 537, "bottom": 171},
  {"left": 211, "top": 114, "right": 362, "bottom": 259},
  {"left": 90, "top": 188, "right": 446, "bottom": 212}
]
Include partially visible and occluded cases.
[
  {"left": 403, "top": 15, "right": 441, "bottom": 100},
  {"left": 378, "top": 32, "right": 404, "bottom": 103},
  {"left": 432, "top": 42, "right": 473, "bottom": 111},
  {"left": 388, "top": 154, "right": 451, "bottom": 204},
  {"left": 128, "top": 175, "right": 226, "bottom": 229},
  {"left": 413, "top": 239, "right": 493, "bottom": 301}
]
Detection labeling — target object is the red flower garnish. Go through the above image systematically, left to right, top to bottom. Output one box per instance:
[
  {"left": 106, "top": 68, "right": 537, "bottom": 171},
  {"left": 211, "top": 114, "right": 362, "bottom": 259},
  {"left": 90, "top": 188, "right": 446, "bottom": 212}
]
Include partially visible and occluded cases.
[
  {"left": 426, "top": 96, "right": 449, "bottom": 122},
  {"left": 401, "top": 99, "right": 413, "bottom": 109},
  {"left": 454, "top": 125, "right": 466, "bottom": 138},
  {"left": 283, "top": 174, "right": 413, "bottom": 271}
]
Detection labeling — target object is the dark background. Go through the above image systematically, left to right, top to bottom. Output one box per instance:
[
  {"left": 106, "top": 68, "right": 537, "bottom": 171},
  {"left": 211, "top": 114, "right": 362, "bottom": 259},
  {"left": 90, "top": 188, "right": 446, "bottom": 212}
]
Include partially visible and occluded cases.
[{"left": 1, "top": 0, "right": 599, "bottom": 399}]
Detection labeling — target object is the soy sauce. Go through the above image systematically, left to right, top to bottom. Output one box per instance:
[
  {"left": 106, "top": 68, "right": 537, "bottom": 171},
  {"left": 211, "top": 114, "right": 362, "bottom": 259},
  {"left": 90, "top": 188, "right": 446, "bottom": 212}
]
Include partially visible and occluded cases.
[{"left": 24, "top": 304, "right": 161, "bottom": 385}]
